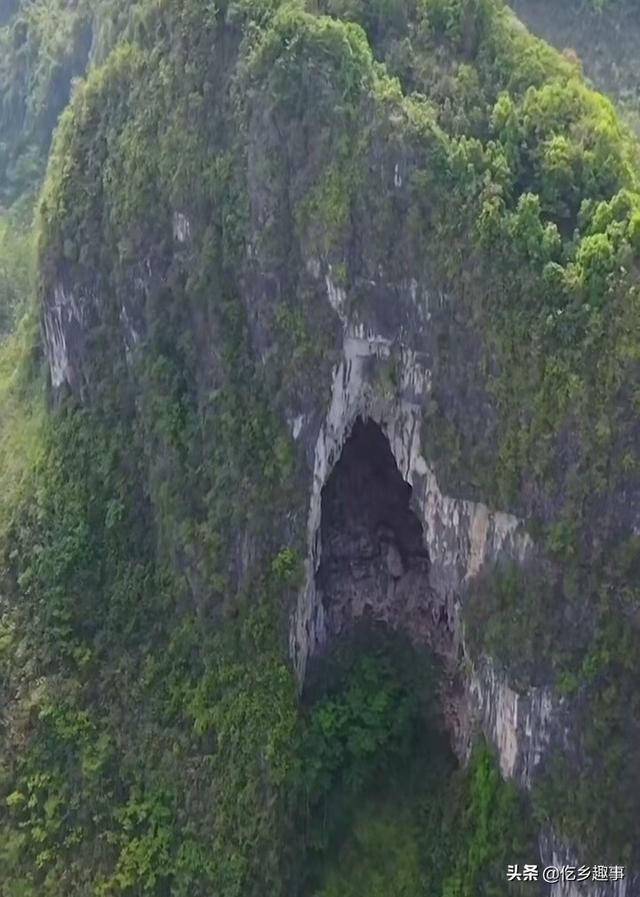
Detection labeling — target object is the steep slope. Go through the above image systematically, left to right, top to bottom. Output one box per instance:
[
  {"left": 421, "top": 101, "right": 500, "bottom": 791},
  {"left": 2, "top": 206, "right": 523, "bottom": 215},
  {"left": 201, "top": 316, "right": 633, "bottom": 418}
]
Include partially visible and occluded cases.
[
  {"left": 0, "top": 0, "right": 148, "bottom": 206},
  {"left": 1, "top": 0, "right": 640, "bottom": 895},
  {"left": 508, "top": 0, "right": 640, "bottom": 132}
]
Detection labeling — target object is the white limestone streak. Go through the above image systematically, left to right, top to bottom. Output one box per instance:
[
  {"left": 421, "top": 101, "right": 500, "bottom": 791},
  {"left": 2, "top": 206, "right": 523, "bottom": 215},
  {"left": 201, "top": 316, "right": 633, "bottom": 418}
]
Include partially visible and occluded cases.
[
  {"left": 173, "top": 211, "right": 191, "bottom": 244},
  {"left": 292, "top": 264, "right": 636, "bottom": 897},
  {"left": 291, "top": 266, "right": 554, "bottom": 812},
  {"left": 292, "top": 269, "right": 533, "bottom": 679},
  {"left": 325, "top": 270, "right": 348, "bottom": 324},
  {"left": 43, "top": 283, "right": 85, "bottom": 389},
  {"left": 292, "top": 329, "right": 392, "bottom": 673},
  {"left": 288, "top": 414, "right": 305, "bottom": 441},
  {"left": 470, "top": 664, "right": 557, "bottom": 785},
  {"left": 540, "top": 829, "right": 635, "bottom": 897}
]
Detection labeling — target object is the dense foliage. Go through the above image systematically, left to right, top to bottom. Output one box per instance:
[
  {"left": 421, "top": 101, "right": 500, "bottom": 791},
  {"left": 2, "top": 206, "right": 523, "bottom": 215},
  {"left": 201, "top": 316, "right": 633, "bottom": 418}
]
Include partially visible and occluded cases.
[
  {"left": 0, "top": 0, "right": 639, "bottom": 893},
  {"left": 0, "top": 0, "right": 151, "bottom": 206},
  {"left": 0, "top": 207, "right": 33, "bottom": 334},
  {"left": 303, "top": 629, "right": 538, "bottom": 897}
]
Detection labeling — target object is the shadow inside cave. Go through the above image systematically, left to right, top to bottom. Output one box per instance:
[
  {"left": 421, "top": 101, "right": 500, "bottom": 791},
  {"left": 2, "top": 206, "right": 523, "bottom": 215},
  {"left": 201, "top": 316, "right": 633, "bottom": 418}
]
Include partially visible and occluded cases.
[
  {"left": 315, "top": 416, "right": 448, "bottom": 651},
  {"left": 298, "top": 428, "right": 536, "bottom": 897}
]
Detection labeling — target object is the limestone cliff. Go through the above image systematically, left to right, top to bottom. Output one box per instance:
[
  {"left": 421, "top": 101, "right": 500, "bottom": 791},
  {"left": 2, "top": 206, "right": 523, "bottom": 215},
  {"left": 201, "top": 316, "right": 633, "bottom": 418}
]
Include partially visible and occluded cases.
[
  {"left": 2, "top": 0, "right": 640, "bottom": 894},
  {"left": 288, "top": 268, "right": 639, "bottom": 896}
]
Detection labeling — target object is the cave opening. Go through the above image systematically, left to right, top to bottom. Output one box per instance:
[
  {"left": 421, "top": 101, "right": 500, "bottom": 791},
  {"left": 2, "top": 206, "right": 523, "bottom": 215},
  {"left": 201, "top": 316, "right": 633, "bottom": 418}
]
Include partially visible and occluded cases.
[
  {"left": 302, "top": 414, "right": 465, "bottom": 757},
  {"left": 315, "top": 416, "right": 439, "bottom": 650},
  {"left": 299, "top": 418, "right": 468, "bottom": 894},
  {"left": 300, "top": 421, "right": 540, "bottom": 896}
]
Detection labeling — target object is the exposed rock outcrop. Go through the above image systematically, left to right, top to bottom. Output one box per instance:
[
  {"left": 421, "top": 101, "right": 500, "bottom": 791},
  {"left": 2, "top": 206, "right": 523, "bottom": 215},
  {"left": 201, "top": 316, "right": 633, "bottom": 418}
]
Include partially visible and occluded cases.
[
  {"left": 36, "top": 4, "right": 640, "bottom": 890},
  {"left": 291, "top": 266, "right": 635, "bottom": 897}
]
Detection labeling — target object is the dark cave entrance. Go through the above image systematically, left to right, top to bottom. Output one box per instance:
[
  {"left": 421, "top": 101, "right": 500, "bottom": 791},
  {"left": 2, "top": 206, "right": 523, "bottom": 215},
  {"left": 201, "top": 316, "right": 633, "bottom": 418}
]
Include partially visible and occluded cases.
[
  {"left": 316, "top": 417, "right": 438, "bottom": 648},
  {"left": 300, "top": 419, "right": 465, "bottom": 895},
  {"left": 298, "top": 420, "right": 536, "bottom": 897}
]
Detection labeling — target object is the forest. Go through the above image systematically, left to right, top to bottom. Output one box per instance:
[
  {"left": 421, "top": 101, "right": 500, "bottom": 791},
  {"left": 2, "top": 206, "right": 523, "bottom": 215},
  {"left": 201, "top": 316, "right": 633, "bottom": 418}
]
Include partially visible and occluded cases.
[{"left": 0, "top": 0, "right": 639, "bottom": 895}]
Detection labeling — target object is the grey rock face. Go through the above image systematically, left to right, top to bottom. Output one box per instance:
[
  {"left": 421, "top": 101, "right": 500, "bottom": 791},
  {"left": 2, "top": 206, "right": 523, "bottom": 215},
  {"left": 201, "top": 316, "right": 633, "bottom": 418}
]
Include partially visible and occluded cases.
[
  {"left": 39, "top": 41, "right": 638, "bottom": 889},
  {"left": 289, "top": 264, "right": 636, "bottom": 897},
  {"left": 540, "top": 829, "right": 640, "bottom": 897}
]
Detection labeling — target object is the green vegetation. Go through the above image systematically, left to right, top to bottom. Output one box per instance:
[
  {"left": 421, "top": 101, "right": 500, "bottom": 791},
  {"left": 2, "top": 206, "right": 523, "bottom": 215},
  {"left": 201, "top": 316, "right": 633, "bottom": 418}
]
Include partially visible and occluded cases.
[
  {"left": 0, "top": 0, "right": 638, "bottom": 892},
  {"left": 0, "top": 0, "right": 153, "bottom": 205},
  {"left": 0, "top": 208, "right": 34, "bottom": 334},
  {"left": 466, "top": 541, "right": 640, "bottom": 860},
  {"left": 465, "top": 560, "right": 566, "bottom": 689},
  {"left": 302, "top": 627, "right": 539, "bottom": 897},
  {"left": 310, "top": 735, "right": 538, "bottom": 897}
]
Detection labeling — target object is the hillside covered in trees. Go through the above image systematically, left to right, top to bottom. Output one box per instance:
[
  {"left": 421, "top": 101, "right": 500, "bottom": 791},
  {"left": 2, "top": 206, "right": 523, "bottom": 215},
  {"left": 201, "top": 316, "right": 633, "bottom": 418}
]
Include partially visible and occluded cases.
[
  {"left": 509, "top": 0, "right": 640, "bottom": 132},
  {"left": 0, "top": 1, "right": 639, "bottom": 895}
]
